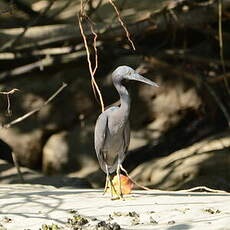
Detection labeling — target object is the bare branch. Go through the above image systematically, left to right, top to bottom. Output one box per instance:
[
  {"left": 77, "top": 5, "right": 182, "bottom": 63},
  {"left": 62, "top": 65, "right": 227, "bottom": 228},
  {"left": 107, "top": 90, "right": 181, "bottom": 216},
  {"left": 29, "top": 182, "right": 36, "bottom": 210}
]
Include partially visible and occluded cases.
[
  {"left": 1, "top": 0, "right": 55, "bottom": 51},
  {"left": 3, "top": 0, "right": 43, "bottom": 18},
  {"left": 49, "top": 0, "right": 72, "bottom": 19},
  {"left": 78, "top": 0, "right": 105, "bottom": 112},
  {"left": 108, "top": 0, "right": 136, "bottom": 50},
  {"left": 218, "top": 0, "right": 230, "bottom": 95},
  {"left": 2, "top": 1, "right": 230, "bottom": 51},
  {"left": 0, "top": 50, "right": 87, "bottom": 82},
  {"left": 209, "top": 72, "right": 230, "bottom": 83},
  {"left": 204, "top": 82, "right": 230, "bottom": 127},
  {"left": 2, "top": 83, "right": 67, "bottom": 129},
  {"left": 0, "top": 88, "right": 19, "bottom": 116},
  {"left": 0, "top": 88, "right": 19, "bottom": 95},
  {"left": 12, "top": 152, "right": 24, "bottom": 183},
  {"left": 120, "top": 165, "right": 228, "bottom": 193}
]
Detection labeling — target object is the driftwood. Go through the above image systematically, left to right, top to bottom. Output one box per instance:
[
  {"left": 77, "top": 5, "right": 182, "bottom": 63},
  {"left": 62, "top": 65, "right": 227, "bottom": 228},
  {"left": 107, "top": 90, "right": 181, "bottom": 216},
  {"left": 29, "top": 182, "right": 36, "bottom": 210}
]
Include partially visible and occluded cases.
[
  {"left": 0, "top": 0, "right": 229, "bottom": 51},
  {"left": 0, "top": 50, "right": 87, "bottom": 81}
]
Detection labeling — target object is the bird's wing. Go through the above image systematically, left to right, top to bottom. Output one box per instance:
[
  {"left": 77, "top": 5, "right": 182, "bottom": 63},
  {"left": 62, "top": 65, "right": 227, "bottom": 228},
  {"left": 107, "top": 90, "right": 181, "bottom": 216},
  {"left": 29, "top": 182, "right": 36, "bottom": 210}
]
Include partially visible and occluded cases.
[
  {"left": 94, "top": 112, "right": 108, "bottom": 170},
  {"left": 118, "top": 120, "right": 130, "bottom": 164},
  {"left": 124, "top": 120, "right": 130, "bottom": 152}
]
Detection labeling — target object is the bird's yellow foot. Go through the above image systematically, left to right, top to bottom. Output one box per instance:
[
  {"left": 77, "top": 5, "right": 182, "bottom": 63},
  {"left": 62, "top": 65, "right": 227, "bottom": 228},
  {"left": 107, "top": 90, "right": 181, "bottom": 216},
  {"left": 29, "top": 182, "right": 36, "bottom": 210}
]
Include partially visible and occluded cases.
[{"left": 105, "top": 174, "right": 133, "bottom": 200}]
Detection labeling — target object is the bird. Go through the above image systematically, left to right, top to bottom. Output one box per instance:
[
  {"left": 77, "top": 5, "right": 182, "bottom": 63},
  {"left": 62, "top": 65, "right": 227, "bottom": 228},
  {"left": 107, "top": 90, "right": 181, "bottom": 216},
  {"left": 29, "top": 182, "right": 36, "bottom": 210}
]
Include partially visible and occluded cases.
[{"left": 94, "top": 65, "right": 159, "bottom": 198}]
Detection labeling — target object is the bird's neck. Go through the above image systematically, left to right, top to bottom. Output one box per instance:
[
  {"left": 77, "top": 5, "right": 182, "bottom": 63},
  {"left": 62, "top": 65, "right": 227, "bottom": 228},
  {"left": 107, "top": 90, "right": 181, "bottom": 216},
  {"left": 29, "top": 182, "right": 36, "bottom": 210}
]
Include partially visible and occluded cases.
[{"left": 114, "top": 81, "right": 131, "bottom": 118}]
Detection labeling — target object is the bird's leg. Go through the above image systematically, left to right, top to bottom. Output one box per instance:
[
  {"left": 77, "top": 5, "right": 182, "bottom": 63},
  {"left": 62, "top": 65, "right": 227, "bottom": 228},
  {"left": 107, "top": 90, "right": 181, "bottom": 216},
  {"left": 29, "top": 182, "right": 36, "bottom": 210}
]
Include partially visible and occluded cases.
[
  {"left": 116, "top": 163, "right": 123, "bottom": 199},
  {"left": 104, "top": 165, "right": 122, "bottom": 199},
  {"left": 105, "top": 165, "right": 115, "bottom": 199},
  {"left": 103, "top": 173, "right": 109, "bottom": 195},
  {"left": 109, "top": 175, "right": 116, "bottom": 199}
]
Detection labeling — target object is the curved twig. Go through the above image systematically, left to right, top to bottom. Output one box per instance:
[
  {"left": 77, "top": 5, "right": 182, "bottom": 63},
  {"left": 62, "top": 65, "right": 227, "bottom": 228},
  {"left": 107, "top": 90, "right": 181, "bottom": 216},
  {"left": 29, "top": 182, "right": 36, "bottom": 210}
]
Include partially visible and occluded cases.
[
  {"left": 78, "top": 0, "right": 105, "bottom": 112},
  {"left": 108, "top": 0, "right": 136, "bottom": 50},
  {"left": 2, "top": 83, "right": 67, "bottom": 129}
]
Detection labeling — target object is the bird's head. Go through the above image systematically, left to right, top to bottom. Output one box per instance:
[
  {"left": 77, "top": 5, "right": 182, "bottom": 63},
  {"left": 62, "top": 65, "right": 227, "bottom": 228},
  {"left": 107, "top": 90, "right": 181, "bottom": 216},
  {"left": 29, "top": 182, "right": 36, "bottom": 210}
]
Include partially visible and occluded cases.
[{"left": 112, "top": 65, "right": 159, "bottom": 87}]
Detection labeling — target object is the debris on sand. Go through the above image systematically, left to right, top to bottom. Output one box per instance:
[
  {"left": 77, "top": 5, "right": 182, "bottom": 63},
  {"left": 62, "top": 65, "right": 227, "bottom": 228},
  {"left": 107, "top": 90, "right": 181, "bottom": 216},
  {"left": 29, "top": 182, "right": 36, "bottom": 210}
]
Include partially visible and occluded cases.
[{"left": 204, "top": 208, "right": 221, "bottom": 214}]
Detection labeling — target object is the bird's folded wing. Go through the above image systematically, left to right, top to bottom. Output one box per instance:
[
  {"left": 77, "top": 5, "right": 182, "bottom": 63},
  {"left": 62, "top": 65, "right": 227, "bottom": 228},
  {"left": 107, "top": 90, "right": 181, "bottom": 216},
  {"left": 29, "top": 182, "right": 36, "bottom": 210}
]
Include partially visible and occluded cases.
[{"left": 94, "top": 113, "right": 108, "bottom": 156}]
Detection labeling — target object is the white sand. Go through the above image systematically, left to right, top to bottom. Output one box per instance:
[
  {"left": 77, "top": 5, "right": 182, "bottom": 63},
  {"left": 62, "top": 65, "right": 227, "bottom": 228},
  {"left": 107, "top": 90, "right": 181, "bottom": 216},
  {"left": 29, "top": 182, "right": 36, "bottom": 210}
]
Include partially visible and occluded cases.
[{"left": 0, "top": 184, "right": 230, "bottom": 229}]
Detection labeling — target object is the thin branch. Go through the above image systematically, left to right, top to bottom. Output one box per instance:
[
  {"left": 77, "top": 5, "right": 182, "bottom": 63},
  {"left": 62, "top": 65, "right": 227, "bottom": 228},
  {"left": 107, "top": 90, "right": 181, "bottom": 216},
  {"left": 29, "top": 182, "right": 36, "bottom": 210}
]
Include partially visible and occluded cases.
[
  {"left": 0, "top": 0, "right": 15, "bottom": 15},
  {"left": 1, "top": 0, "right": 54, "bottom": 51},
  {"left": 3, "top": 0, "right": 42, "bottom": 18},
  {"left": 49, "top": 0, "right": 72, "bottom": 19},
  {"left": 78, "top": 0, "right": 105, "bottom": 112},
  {"left": 88, "top": 0, "right": 103, "bottom": 16},
  {"left": 108, "top": 0, "right": 136, "bottom": 50},
  {"left": 218, "top": 0, "right": 230, "bottom": 95},
  {"left": 218, "top": 0, "right": 225, "bottom": 72},
  {"left": 2, "top": 1, "right": 230, "bottom": 52},
  {"left": 83, "top": 15, "right": 101, "bottom": 106},
  {"left": 88, "top": 20, "right": 102, "bottom": 108},
  {"left": 89, "top": 20, "right": 98, "bottom": 76},
  {"left": 0, "top": 45, "right": 86, "bottom": 59},
  {"left": 0, "top": 50, "right": 87, "bottom": 82},
  {"left": 146, "top": 57, "right": 230, "bottom": 127},
  {"left": 209, "top": 72, "right": 230, "bottom": 83},
  {"left": 204, "top": 81, "right": 230, "bottom": 127},
  {"left": 2, "top": 83, "right": 67, "bottom": 129},
  {"left": 0, "top": 88, "right": 19, "bottom": 116},
  {"left": 0, "top": 88, "right": 19, "bottom": 95},
  {"left": 12, "top": 151, "right": 24, "bottom": 183},
  {"left": 120, "top": 164, "right": 151, "bottom": 191},
  {"left": 120, "top": 165, "right": 228, "bottom": 194},
  {"left": 181, "top": 186, "right": 228, "bottom": 193}
]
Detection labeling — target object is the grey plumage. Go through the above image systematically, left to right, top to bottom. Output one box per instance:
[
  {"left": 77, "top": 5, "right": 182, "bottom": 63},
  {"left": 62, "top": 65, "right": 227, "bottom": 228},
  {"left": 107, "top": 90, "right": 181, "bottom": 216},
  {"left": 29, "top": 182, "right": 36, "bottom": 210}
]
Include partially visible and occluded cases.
[
  {"left": 94, "top": 65, "right": 158, "bottom": 196},
  {"left": 95, "top": 106, "right": 130, "bottom": 174}
]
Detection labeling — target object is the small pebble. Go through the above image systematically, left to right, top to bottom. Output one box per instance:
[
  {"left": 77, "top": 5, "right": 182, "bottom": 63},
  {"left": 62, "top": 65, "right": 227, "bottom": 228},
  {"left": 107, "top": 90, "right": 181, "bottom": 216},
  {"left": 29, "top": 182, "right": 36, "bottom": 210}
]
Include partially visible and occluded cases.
[
  {"left": 204, "top": 208, "right": 221, "bottom": 214},
  {"left": 112, "top": 212, "right": 122, "bottom": 217},
  {"left": 128, "top": 212, "right": 139, "bottom": 218},
  {"left": 150, "top": 216, "right": 158, "bottom": 225},
  {"left": 2, "top": 217, "right": 12, "bottom": 223},
  {"left": 131, "top": 217, "right": 140, "bottom": 225},
  {"left": 168, "top": 220, "right": 176, "bottom": 225},
  {"left": 96, "top": 221, "right": 120, "bottom": 230}
]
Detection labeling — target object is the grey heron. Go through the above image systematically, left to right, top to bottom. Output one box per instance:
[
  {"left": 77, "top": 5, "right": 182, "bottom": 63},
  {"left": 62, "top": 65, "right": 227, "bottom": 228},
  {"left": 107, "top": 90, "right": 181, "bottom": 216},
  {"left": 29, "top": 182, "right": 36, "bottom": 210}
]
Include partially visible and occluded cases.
[{"left": 94, "top": 65, "right": 158, "bottom": 198}]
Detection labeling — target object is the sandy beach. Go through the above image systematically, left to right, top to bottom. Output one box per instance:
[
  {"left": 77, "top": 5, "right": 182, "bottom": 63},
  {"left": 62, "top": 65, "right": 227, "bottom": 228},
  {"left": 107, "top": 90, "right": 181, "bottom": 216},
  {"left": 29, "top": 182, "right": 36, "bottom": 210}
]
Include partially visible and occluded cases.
[{"left": 0, "top": 184, "right": 230, "bottom": 229}]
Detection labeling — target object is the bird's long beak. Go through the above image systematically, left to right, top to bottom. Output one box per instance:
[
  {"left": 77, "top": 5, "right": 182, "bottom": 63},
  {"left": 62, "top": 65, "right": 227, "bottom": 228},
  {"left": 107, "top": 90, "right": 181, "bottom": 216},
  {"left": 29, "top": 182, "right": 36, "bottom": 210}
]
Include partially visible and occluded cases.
[{"left": 132, "top": 73, "right": 159, "bottom": 87}]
